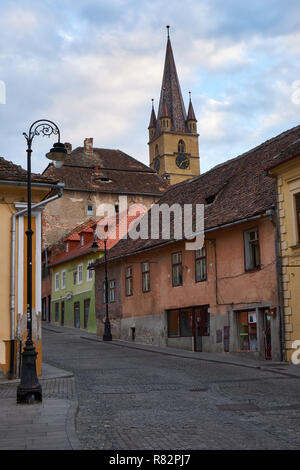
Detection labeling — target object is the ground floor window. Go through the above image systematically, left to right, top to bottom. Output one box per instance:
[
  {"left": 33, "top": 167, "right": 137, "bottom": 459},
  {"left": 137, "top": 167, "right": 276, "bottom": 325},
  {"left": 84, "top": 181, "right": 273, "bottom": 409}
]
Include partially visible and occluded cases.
[
  {"left": 167, "top": 306, "right": 210, "bottom": 338},
  {"left": 238, "top": 311, "right": 257, "bottom": 351}
]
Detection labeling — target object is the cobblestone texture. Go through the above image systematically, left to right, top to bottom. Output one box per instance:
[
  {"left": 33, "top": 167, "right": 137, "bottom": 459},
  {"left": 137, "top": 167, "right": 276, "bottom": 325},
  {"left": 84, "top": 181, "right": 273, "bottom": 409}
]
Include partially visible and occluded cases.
[
  {"left": 43, "top": 326, "right": 300, "bottom": 450},
  {"left": 0, "top": 377, "right": 76, "bottom": 400}
]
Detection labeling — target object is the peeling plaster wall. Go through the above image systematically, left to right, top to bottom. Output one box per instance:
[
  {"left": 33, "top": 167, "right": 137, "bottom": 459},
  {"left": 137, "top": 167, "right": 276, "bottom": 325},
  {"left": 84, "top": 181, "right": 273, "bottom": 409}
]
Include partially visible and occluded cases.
[{"left": 42, "top": 190, "right": 160, "bottom": 248}]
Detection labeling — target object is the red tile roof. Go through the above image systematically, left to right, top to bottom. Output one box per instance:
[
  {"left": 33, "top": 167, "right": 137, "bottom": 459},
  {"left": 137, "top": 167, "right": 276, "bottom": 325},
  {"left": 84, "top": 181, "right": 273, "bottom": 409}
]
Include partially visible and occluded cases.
[
  {"left": 106, "top": 123, "right": 300, "bottom": 261},
  {"left": 266, "top": 138, "right": 300, "bottom": 171},
  {"left": 43, "top": 147, "right": 168, "bottom": 195},
  {"left": 0, "top": 157, "right": 57, "bottom": 184},
  {"left": 49, "top": 209, "right": 145, "bottom": 267}
]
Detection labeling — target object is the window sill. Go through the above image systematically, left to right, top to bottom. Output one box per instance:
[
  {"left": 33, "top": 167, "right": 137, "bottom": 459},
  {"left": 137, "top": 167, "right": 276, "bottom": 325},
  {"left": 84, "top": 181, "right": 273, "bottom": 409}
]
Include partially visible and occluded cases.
[
  {"left": 290, "top": 243, "right": 300, "bottom": 250},
  {"left": 245, "top": 266, "right": 261, "bottom": 273}
]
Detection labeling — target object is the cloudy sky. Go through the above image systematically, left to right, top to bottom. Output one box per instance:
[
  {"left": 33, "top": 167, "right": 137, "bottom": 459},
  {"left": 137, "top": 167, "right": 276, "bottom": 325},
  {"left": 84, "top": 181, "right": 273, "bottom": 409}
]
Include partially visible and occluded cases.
[{"left": 1, "top": 0, "right": 300, "bottom": 175}]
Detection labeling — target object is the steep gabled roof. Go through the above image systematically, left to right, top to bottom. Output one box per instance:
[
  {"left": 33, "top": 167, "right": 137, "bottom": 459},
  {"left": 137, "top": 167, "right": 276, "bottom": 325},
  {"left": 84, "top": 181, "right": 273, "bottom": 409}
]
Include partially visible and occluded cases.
[
  {"left": 106, "top": 123, "right": 300, "bottom": 261},
  {"left": 43, "top": 147, "right": 168, "bottom": 195},
  {"left": 0, "top": 157, "right": 57, "bottom": 184}
]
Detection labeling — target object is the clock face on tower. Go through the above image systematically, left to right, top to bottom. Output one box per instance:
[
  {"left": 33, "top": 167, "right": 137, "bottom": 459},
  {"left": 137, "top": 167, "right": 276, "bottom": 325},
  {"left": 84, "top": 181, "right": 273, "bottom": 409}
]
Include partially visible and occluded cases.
[
  {"left": 176, "top": 154, "right": 189, "bottom": 169},
  {"left": 153, "top": 157, "right": 160, "bottom": 172}
]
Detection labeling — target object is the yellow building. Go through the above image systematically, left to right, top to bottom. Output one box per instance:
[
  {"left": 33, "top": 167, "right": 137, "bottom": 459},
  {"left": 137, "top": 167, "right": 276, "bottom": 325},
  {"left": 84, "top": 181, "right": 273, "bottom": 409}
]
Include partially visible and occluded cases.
[
  {"left": 148, "top": 29, "right": 200, "bottom": 185},
  {"left": 267, "top": 143, "right": 300, "bottom": 361},
  {"left": 0, "top": 157, "right": 61, "bottom": 378}
]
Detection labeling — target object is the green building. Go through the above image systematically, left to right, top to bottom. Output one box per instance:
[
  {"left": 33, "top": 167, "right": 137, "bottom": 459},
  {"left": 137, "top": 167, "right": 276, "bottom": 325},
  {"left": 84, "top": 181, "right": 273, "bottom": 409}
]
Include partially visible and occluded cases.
[{"left": 49, "top": 220, "right": 103, "bottom": 332}]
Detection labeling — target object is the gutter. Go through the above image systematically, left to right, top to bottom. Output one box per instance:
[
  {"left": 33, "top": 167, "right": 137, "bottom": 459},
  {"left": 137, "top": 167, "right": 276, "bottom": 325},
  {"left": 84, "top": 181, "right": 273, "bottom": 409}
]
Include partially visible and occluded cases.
[
  {"left": 0, "top": 180, "right": 60, "bottom": 189},
  {"left": 9, "top": 183, "right": 64, "bottom": 379},
  {"left": 61, "top": 187, "right": 165, "bottom": 197}
]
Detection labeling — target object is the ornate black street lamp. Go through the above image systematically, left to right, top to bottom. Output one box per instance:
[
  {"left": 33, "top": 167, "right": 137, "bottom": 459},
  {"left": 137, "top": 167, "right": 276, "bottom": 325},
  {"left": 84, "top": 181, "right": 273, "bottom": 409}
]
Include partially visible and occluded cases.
[
  {"left": 17, "top": 120, "right": 67, "bottom": 404},
  {"left": 102, "top": 237, "right": 112, "bottom": 341}
]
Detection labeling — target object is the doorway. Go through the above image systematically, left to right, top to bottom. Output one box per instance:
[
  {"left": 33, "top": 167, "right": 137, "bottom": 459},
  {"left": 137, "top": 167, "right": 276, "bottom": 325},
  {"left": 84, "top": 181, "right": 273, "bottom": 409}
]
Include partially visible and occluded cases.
[
  {"left": 83, "top": 299, "right": 90, "bottom": 329},
  {"left": 61, "top": 301, "right": 65, "bottom": 326},
  {"left": 74, "top": 302, "right": 80, "bottom": 328},
  {"left": 193, "top": 306, "right": 210, "bottom": 352},
  {"left": 263, "top": 309, "right": 272, "bottom": 360}
]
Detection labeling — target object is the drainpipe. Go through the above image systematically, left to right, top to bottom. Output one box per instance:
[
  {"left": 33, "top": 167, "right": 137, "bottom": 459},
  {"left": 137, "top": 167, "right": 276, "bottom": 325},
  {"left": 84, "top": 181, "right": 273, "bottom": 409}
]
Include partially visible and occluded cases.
[
  {"left": 9, "top": 183, "right": 64, "bottom": 379},
  {"left": 270, "top": 202, "right": 286, "bottom": 362}
]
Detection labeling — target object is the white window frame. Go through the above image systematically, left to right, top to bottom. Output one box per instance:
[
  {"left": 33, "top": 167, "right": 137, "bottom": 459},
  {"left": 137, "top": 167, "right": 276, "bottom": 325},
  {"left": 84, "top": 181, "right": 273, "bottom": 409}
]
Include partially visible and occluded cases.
[
  {"left": 87, "top": 204, "right": 94, "bottom": 216},
  {"left": 80, "top": 235, "right": 84, "bottom": 246},
  {"left": 87, "top": 261, "right": 93, "bottom": 281},
  {"left": 78, "top": 264, "right": 83, "bottom": 284},
  {"left": 61, "top": 270, "right": 66, "bottom": 289},
  {"left": 55, "top": 272, "right": 60, "bottom": 292},
  {"left": 109, "top": 279, "right": 116, "bottom": 302}
]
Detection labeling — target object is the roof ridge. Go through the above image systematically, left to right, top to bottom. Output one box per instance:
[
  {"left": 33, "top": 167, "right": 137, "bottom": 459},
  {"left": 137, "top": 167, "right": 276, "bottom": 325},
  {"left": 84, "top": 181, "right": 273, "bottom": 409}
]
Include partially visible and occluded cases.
[{"left": 172, "top": 122, "right": 300, "bottom": 189}]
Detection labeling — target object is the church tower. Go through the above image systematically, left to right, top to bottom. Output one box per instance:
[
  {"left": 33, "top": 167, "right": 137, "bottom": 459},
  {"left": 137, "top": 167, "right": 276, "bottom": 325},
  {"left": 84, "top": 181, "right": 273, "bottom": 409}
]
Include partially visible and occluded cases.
[{"left": 148, "top": 27, "right": 200, "bottom": 185}]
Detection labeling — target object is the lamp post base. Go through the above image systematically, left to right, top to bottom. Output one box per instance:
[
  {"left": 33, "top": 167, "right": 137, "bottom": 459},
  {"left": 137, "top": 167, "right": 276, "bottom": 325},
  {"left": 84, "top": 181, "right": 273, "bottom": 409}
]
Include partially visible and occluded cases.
[
  {"left": 103, "top": 318, "right": 112, "bottom": 341},
  {"left": 17, "top": 340, "right": 42, "bottom": 404}
]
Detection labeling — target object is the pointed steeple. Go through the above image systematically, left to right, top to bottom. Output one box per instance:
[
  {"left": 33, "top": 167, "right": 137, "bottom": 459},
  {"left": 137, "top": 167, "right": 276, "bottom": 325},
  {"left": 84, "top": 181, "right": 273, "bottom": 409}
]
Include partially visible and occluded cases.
[
  {"left": 156, "top": 26, "right": 187, "bottom": 135},
  {"left": 187, "top": 92, "right": 197, "bottom": 121},
  {"left": 148, "top": 99, "right": 157, "bottom": 129},
  {"left": 148, "top": 99, "right": 157, "bottom": 140}
]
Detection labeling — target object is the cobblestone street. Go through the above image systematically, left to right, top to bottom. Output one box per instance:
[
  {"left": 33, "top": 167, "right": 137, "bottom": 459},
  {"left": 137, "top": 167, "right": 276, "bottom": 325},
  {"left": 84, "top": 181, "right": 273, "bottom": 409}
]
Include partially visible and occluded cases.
[{"left": 42, "top": 325, "right": 300, "bottom": 450}]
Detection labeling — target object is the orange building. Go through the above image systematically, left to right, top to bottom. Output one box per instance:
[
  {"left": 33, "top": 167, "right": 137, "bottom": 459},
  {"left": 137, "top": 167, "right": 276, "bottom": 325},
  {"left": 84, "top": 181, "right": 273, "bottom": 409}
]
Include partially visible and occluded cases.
[{"left": 95, "top": 124, "right": 300, "bottom": 362}]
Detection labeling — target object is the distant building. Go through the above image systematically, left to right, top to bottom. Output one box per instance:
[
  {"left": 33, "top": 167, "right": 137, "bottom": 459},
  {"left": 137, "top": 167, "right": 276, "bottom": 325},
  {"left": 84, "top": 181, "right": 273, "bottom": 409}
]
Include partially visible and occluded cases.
[
  {"left": 148, "top": 30, "right": 200, "bottom": 185},
  {"left": 42, "top": 138, "right": 167, "bottom": 248},
  {"left": 267, "top": 139, "right": 300, "bottom": 361},
  {"left": 0, "top": 157, "right": 60, "bottom": 378},
  {"left": 45, "top": 211, "right": 142, "bottom": 333}
]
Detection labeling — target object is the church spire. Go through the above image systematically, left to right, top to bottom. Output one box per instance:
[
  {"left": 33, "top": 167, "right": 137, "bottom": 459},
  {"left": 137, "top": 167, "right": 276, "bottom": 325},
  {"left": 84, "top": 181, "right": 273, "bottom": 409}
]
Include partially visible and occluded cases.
[
  {"left": 156, "top": 26, "right": 187, "bottom": 135},
  {"left": 148, "top": 99, "right": 157, "bottom": 139}
]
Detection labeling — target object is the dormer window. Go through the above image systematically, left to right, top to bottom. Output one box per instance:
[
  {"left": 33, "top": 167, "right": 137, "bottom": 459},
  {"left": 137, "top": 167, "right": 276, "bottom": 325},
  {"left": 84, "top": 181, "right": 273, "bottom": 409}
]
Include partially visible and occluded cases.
[{"left": 178, "top": 140, "right": 185, "bottom": 153}]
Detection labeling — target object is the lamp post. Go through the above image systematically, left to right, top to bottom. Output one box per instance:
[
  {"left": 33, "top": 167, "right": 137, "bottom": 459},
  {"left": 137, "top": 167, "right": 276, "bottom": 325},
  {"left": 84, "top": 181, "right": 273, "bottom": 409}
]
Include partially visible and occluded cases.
[
  {"left": 17, "top": 120, "right": 67, "bottom": 404},
  {"left": 102, "top": 237, "right": 112, "bottom": 341}
]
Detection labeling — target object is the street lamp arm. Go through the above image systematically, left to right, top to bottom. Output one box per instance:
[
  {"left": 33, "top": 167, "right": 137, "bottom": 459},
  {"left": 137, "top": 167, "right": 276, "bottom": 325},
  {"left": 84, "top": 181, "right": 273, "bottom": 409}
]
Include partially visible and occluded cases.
[{"left": 23, "top": 119, "right": 61, "bottom": 146}]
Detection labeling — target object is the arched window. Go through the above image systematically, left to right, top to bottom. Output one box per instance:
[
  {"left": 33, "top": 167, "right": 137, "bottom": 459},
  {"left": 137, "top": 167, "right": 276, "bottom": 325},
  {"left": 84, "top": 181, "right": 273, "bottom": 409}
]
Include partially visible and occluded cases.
[
  {"left": 178, "top": 139, "right": 185, "bottom": 153},
  {"left": 155, "top": 144, "right": 159, "bottom": 156}
]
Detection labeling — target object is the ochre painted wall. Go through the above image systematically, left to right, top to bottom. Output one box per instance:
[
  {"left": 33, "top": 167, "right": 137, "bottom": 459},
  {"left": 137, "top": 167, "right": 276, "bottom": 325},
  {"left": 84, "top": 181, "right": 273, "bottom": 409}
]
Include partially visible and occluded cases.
[
  {"left": 270, "top": 156, "right": 300, "bottom": 361},
  {"left": 0, "top": 184, "right": 49, "bottom": 377}
]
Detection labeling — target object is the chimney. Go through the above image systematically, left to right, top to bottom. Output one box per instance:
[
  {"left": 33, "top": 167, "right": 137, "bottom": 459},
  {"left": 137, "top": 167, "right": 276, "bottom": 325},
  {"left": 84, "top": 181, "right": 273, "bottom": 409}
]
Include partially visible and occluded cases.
[
  {"left": 84, "top": 138, "right": 93, "bottom": 156},
  {"left": 64, "top": 142, "right": 72, "bottom": 154}
]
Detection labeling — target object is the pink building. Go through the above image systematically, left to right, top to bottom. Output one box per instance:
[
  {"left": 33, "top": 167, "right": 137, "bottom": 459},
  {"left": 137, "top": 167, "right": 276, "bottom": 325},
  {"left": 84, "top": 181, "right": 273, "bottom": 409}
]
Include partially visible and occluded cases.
[{"left": 95, "top": 124, "right": 300, "bottom": 361}]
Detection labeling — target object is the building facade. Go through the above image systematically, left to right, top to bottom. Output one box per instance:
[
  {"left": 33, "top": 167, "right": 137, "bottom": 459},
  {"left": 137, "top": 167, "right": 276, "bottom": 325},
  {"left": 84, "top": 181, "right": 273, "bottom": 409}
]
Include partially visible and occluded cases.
[
  {"left": 96, "top": 123, "right": 300, "bottom": 361},
  {"left": 42, "top": 138, "right": 167, "bottom": 248},
  {"left": 267, "top": 141, "right": 300, "bottom": 361},
  {"left": 0, "top": 157, "right": 59, "bottom": 378}
]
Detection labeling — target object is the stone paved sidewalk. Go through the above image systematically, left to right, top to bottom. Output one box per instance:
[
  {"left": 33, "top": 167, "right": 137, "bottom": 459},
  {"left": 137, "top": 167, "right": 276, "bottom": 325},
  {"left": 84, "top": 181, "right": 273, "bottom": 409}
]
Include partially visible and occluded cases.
[{"left": 0, "top": 364, "right": 81, "bottom": 450}]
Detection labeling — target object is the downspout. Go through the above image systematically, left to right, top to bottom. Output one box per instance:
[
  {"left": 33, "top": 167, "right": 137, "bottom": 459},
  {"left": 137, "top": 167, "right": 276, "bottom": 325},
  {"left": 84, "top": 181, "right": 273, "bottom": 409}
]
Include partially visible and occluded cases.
[
  {"left": 9, "top": 183, "right": 64, "bottom": 379},
  {"left": 271, "top": 200, "right": 286, "bottom": 362}
]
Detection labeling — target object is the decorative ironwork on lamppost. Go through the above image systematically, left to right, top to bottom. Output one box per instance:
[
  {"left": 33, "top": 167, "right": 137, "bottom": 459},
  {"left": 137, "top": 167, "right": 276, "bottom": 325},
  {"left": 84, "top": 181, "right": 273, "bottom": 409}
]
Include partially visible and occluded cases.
[{"left": 17, "top": 120, "right": 67, "bottom": 404}]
